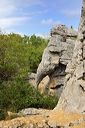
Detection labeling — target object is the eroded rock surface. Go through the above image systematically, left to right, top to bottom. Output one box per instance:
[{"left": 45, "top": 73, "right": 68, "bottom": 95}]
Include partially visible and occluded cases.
[
  {"left": 55, "top": 0, "right": 85, "bottom": 113},
  {"left": 36, "top": 25, "right": 77, "bottom": 97},
  {"left": 19, "top": 108, "right": 50, "bottom": 116},
  {"left": 0, "top": 110, "right": 85, "bottom": 128}
]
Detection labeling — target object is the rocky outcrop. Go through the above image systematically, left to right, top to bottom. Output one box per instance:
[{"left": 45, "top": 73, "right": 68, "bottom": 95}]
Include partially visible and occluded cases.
[
  {"left": 55, "top": 0, "right": 85, "bottom": 113},
  {"left": 0, "top": 1, "right": 85, "bottom": 128},
  {"left": 36, "top": 25, "right": 77, "bottom": 97},
  {"left": 27, "top": 73, "right": 51, "bottom": 94},
  {"left": 38, "top": 75, "right": 50, "bottom": 94},
  {"left": 7, "top": 108, "right": 50, "bottom": 119},
  {"left": 19, "top": 108, "right": 50, "bottom": 116},
  {"left": 0, "top": 110, "right": 85, "bottom": 128}
]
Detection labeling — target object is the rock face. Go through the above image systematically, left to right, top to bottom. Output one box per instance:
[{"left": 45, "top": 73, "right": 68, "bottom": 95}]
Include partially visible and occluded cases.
[
  {"left": 55, "top": 0, "right": 85, "bottom": 113},
  {"left": 36, "top": 25, "right": 77, "bottom": 97}
]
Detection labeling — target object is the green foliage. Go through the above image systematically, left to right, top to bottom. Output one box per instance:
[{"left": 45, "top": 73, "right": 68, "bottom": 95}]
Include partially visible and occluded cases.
[
  {"left": 0, "top": 33, "right": 58, "bottom": 120},
  {"left": 0, "top": 33, "right": 48, "bottom": 82},
  {"left": 0, "top": 34, "right": 25, "bottom": 81},
  {"left": 0, "top": 79, "right": 58, "bottom": 120},
  {"left": 40, "top": 95, "right": 58, "bottom": 109},
  {"left": 0, "top": 109, "right": 6, "bottom": 120}
]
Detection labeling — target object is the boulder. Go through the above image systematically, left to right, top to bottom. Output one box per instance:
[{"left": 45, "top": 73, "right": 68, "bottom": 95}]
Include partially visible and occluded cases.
[{"left": 36, "top": 25, "right": 77, "bottom": 97}]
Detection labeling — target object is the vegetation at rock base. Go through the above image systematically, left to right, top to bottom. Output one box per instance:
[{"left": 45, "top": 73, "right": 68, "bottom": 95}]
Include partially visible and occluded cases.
[{"left": 0, "top": 33, "right": 58, "bottom": 120}]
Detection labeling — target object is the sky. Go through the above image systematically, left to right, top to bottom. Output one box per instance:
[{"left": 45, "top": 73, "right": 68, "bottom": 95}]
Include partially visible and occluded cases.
[{"left": 0, "top": 0, "right": 82, "bottom": 36}]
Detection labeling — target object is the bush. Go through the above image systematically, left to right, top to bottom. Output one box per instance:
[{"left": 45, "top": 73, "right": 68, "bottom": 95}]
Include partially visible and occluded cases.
[
  {"left": 0, "top": 33, "right": 58, "bottom": 121},
  {"left": 0, "top": 34, "right": 48, "bottom": 82},
  {"left": 0, "top": 78, "right": 58, "bottom": 120},
  {"left": 40, "top": 95, "right": 58, "bottom": 109},
  {"left": 0, "top": 109, "right": 6, "bottom": 120}
]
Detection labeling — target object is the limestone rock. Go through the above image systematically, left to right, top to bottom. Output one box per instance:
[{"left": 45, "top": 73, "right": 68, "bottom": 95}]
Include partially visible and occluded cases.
[
  {"left": 55, "top": 0, "right": 85, "bottom": 113},
  {"left": 36, "top": 24, "right": 76, "bottom": 97},
  {"left": 36, "top": 47, "right": 60, "bottom": 85},
  {"left": 38, "top": 75, "right": 50, "bottom": 94},
  {"left": 19, "top": 108, "right": 50, "bottom": 116},
  {"left": 0, "top": 110, "right": 85, "bottom": 128}
]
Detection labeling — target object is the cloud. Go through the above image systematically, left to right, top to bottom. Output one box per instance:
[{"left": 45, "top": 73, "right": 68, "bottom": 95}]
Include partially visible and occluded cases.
[
  {"left": 0, "top": 0, "right": 17, "bottom": 17},
  {"left": 0, "top": 0, "right": 44, "bottom": 18},
  {"left": 0, "top": 0, "right": 45, "bottom": 31},
  {"left": 0, "top": 0, "right": 33, "bottom": 30},
  {"left": 24, "top": 0, "right": 44, "bottom": 6},
  {"left": 0, "top": 1, "right": 44, "bottom": 18},
  {"left": 62, "top": 9, "right": 81, "bottom": 17},
  {"left": 23, "top": 10, "right": 48, "bottom": 16},
  {"left": 0, "top": 17, "right": 31, "bottom": 29},
  {"left": 41, "top": 19, "right": 60, "bottom": 26}
]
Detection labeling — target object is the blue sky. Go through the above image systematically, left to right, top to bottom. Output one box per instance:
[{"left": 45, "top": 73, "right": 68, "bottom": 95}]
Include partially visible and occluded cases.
[{"left": 0, "top": 0, "right": 82, "bottom": 36}]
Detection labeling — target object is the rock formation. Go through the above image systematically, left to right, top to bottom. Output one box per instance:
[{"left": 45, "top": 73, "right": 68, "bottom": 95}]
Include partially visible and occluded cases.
[
  {"left": 55, "top": 0, "right": 85, "bottom": 113},
  {"left": 0, "top": 1, "right": 85, "bottom": 128},
  {"left": 36, "top": 25, "right": 77, "bottom": 97},
  {"left": 19, "top": 108, "right": 50, "bottom": 116},
  {"left": 0, "top": 110, "right": 85, "bottom": 128}
]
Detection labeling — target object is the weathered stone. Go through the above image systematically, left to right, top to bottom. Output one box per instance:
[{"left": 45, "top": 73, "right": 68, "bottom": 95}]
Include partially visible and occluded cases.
[
  {"left": 55, "top": 0, "right": 85, "bottom": 113},
  {"left": 50, "top": 24, "right": 68, "bottom": 36},
  {"left": 36, "top": 25, "right": 76, "bottom": 97},
  {"left": 67, "top": 28, "right": 78, "bottom": 38},
  {"left": 48, "top": 37, "right": 67, "bottom": 53},
  {"left": 83, "top": 45, "right": 85, "bottom": 58},
  {"left": 36, "top": 47, "right": 60, "bottom": 85},
  {"left": 83, "top": 60, "right": 85, "bottom": 73},
  {"left": 75, "top": 62, "right": 84, "bottom": 79},
  {"left": 38, "top": 76, "right": 50, "bottom": 94},
  {"left": 48, "top": 76, "right": 64, "bottom": 97},
  {"left": 19, "top": 108, "right": 50, "bottom": 116},
  {"left": 1, "top": 110, "right": 85, "bottom": 128}
]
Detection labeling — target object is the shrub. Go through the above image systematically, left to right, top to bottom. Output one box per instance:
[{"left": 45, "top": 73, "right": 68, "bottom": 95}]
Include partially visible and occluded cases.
[
  {"left": 0, "top": 33, "right": 58, "bottom": 121},
  {"left": 0, "top": 34, "right": 48, "bottom": 82},
  {"left": 0, "top": 78, "right": 58, "bottom": 120},
  {"left": 40, "top": 95, "right": 58, "bottom": 109},
  {"left": 0, "top": 109, "right": 6, "bottom": 120}
]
